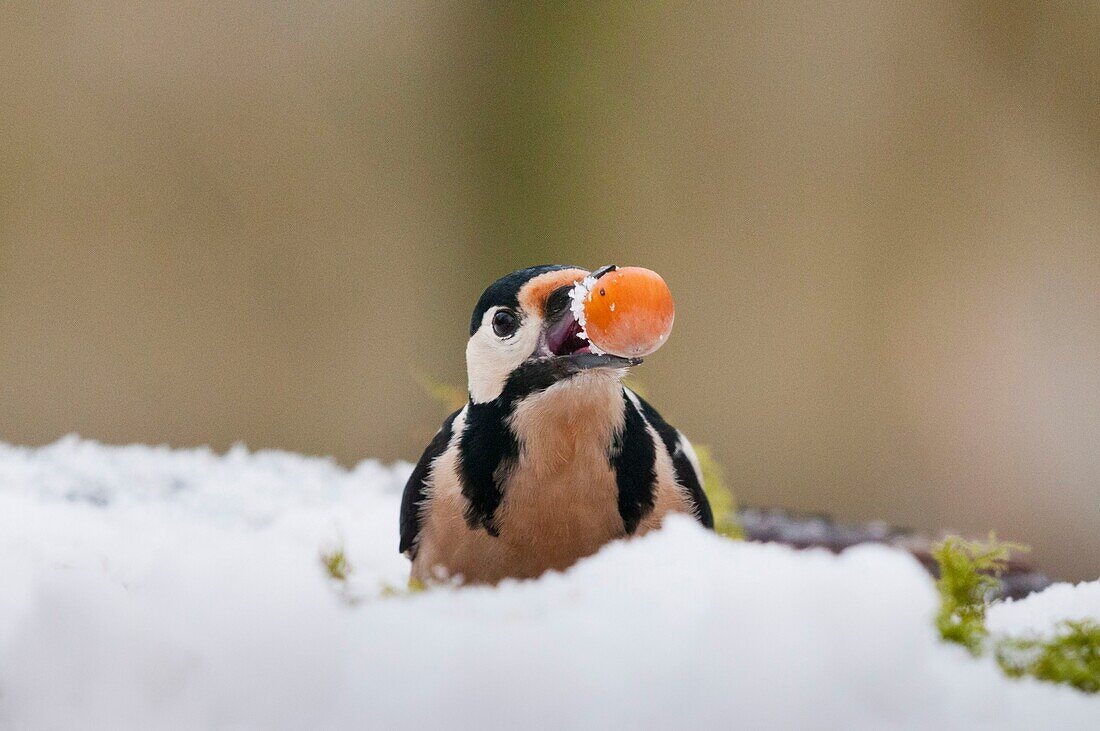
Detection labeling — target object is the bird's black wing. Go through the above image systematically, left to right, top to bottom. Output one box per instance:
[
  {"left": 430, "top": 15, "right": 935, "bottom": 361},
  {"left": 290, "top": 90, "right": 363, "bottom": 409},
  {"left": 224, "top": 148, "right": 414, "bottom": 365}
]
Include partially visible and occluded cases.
[
  {"left": 612, "top": 390, "right": 659, "bottom": 535},
  {"left": 629, "top": 391, "right": 715, "bottom": 529},
  {"left": 399, "top": 408, "right": 461, "bottom": 557}
]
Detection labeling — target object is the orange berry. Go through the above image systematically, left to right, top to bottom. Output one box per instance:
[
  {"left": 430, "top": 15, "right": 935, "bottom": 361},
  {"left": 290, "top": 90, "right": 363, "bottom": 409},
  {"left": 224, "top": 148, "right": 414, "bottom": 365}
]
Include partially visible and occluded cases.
[{"left": 582, "top": 267, "right": 675, "bottom": 358}]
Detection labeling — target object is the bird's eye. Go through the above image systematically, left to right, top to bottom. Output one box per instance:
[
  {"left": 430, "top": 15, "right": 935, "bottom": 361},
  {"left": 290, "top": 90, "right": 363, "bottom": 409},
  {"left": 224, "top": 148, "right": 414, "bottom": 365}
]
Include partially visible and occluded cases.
[{"left": 492, "top": 309, "right": 519, "bottom": 338}]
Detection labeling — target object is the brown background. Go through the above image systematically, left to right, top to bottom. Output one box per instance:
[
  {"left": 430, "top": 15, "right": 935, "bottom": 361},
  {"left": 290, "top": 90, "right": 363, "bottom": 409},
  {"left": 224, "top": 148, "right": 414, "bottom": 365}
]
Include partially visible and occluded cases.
[{"left": 2, "top": 2, "right": 1098, "bottom": 579}]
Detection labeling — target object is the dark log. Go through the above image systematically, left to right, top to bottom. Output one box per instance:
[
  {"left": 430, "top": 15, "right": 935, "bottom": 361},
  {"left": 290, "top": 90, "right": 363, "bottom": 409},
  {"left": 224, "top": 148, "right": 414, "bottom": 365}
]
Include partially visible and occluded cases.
[{"left": 737, "top": 506, "right": 1052, "bottom": 601}]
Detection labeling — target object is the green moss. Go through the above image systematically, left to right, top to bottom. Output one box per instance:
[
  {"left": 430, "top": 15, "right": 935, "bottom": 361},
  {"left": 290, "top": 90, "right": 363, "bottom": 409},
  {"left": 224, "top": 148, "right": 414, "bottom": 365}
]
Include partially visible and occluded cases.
[
  {"left": 694, "top": 444, "right": 743, "bottom": 540},
  {"left": 932, "top": 536, "right": 1099, "bottom": 694},
  {"left": 933, "top": 536, "right": 1023, "bottom": 654},
  {"left": 323, "top": 538, "right": 428, "bottom": 602},
  {"left": 320, "top": 542, "right": 365, "bottom": 604},
  {"left": 320, "top": 545, "right": 352, "bottom": 583},
  {"left": 380, "top": 578, "right": 428, "bottom": 598},
  {"left": 996, "top": 620, "right": 1100, "bottom": 694}
]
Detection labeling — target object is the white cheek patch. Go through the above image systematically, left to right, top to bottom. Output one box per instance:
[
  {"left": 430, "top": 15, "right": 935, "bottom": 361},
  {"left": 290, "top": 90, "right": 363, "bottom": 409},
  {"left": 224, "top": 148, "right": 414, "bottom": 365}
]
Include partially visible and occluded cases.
[{"left": 466, "top": 308, "right": 543, "bottom": 403}]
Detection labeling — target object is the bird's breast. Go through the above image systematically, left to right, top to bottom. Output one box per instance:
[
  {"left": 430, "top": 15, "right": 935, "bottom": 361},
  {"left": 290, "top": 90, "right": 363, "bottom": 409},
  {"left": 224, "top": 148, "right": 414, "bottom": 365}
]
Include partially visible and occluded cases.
[
  {"left": 507, "top": 370, "right": 626, "bottom": 478},
  {"left": 413, "top": 371, "right": 629, "bottom": 583},
  {"left": 494, "top": 371, "right": 628, "bottom": 558}
]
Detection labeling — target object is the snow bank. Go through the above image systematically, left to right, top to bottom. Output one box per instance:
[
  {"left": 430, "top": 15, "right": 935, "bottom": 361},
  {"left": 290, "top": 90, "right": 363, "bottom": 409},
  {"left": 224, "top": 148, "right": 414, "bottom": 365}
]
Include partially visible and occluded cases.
[
  {"left": 0, "top": 437, "right": 1097, "bottom": 730},
  {"left": 988, "top": 581, "right": 1100, "bottom": 637}
]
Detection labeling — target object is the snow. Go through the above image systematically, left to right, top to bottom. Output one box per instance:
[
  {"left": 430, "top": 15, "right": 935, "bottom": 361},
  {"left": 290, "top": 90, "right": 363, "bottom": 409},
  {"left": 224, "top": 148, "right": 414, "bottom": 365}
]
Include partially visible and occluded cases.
[
  {"left": 568, "top": 274, "right": 605, "bottom": 355},
  {"left": 568, "top": 274, "right": 596, "bottom": 328},
  {"left": 1, "top": 437, "right": 1097, "bottom": 730},
  {"left": 988, "top": 581, "right": 1100, "bottom": 637}
]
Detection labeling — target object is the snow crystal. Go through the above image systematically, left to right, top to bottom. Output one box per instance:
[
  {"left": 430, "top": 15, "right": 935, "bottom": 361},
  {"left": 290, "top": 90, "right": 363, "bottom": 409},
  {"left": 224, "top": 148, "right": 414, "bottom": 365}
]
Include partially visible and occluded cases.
[
  {"left": 567, "top": 274, "right": 605, "bottom": 355},
  {"left": 568, "top": 275, "right": 596, "bottom": 327},
  {"left": 1, "top": 437, "right": 1098, "bottom": 730}
]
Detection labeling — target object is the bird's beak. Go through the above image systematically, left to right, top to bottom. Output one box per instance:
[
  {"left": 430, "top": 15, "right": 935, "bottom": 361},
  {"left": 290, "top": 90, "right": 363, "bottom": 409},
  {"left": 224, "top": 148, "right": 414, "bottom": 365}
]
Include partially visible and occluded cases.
[
  {"left": 540, "top": 265, "right": 639, "bottom": 372},
  {"left": 564, "top": 352, "right": 642, "bottom": 371}
]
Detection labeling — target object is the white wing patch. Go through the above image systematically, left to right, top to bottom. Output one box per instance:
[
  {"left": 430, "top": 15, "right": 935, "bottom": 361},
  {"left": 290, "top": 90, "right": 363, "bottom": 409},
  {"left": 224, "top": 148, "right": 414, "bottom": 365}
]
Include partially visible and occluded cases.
[
  {"left": 623, "top": 387, "right": 701, "bottom": 519},
  {"left": 624, "top": 387, "right": 700, "bottom": 484},
  {"left": 676, "top": 431, "right": 705, "bottom": 489}
]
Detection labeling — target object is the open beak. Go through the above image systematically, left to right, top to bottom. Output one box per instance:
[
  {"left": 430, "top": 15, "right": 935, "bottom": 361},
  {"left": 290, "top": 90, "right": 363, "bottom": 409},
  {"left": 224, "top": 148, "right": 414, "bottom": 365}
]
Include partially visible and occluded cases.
[
  {"left": 541, "top": 267, "right": 640, "bottom": 372},
  {"left": 544, "top": 312, "right": 639, "bottom": 369}
]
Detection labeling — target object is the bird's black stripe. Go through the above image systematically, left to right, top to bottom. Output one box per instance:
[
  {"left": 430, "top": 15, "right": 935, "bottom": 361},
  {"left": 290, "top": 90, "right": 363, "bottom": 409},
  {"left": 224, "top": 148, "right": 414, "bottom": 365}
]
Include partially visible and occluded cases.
[
  {"left": 456, "top": 356, "right": 576, "bottom": 537},
  {"left": 498, "top": 356, "right": 581, "bottom": 404},
  {"left": 611, "top": 390, "right": 658, "bottom": 534},
  {"left": 633, "top": 394, "right": 714, "bottom": 529},
  {"left": 458, "top": 399, "right": 518, "bottom": 536},
  {"left": 399, "top": 408, "right": 460, "bottom": 556}
]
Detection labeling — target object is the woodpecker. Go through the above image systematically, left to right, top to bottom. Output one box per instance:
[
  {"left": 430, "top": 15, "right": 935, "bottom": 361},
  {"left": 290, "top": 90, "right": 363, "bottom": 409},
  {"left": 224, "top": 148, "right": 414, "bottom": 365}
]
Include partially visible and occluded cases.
[{"left": 399, "top": 265, "right": 713, "bottom": 584}]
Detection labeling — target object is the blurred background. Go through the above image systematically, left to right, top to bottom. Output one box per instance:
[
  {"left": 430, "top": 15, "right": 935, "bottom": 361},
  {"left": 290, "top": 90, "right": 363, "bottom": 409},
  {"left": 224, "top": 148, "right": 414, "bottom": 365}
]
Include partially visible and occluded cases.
[{"left": 2, "top": 2, "right": 1098, "bottom": 579}]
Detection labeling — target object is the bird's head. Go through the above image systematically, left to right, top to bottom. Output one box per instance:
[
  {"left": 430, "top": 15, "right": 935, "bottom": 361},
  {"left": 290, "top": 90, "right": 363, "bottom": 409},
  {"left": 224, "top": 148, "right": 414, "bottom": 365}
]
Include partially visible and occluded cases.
[{"left": 465, "top": 265, "right": 637, "bottom": 404}]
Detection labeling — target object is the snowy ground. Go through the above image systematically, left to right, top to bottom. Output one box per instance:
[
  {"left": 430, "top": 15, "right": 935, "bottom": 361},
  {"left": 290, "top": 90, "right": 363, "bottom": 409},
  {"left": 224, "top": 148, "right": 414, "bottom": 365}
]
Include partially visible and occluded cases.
[{"left": 0, "top": 438, "right": 1097, "bottom": 730}]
